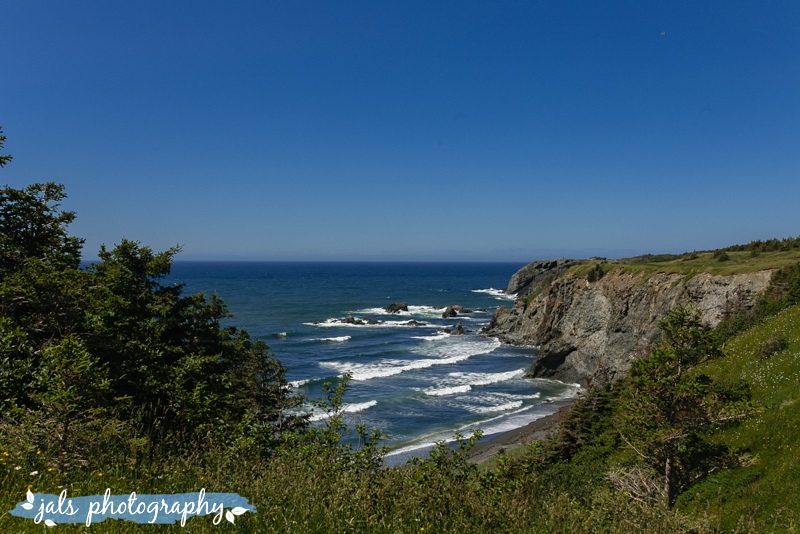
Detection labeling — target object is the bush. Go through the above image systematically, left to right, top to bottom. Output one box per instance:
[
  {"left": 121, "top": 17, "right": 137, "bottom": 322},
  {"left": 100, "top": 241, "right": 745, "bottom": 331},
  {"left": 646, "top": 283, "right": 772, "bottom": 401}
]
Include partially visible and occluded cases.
[{"left": 757, "top": 335, "right": 789, "bottom": 360}]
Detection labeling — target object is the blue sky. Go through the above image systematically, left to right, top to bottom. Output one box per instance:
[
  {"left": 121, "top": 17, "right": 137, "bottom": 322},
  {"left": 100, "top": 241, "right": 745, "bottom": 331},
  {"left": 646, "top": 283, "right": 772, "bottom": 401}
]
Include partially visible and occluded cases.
[{"left": 1, "top": 1, "right": 798, "bottom": 261}]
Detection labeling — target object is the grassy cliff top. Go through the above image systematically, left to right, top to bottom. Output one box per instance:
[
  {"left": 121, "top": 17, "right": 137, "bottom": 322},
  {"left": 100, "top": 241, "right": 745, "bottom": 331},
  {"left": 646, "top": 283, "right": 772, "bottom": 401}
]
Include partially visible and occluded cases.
[
  {"left": 558, "top": 246, "right": 800, "bottom": 282},
  {"left": 608, "top": 248, "right": 800, "bottom": 276}
]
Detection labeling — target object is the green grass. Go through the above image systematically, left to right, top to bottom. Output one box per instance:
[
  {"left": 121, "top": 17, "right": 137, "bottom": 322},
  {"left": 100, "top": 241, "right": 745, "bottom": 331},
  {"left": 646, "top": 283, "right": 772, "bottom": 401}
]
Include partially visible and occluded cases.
[
  {"left": 551, "top": 249, "right": 800, "bottom": 282},
  {"left": 610, "top": 249, "right": 800, "bottom": 277},
  {"left": 679, "top": 304, "right": 800, "bottom": 530}
]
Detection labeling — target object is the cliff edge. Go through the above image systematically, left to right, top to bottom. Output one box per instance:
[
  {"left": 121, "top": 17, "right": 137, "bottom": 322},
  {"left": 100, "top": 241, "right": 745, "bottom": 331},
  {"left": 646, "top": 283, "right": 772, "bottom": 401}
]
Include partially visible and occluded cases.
[{"left": 486, "top": 261, "right": 772, "bottom": 386}]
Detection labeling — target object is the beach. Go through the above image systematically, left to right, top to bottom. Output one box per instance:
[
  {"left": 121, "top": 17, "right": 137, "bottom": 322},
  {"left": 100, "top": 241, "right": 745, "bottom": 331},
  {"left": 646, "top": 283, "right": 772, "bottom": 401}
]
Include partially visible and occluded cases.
[{"left": 467, "top": 398, "right": 576, "bottom": 463}]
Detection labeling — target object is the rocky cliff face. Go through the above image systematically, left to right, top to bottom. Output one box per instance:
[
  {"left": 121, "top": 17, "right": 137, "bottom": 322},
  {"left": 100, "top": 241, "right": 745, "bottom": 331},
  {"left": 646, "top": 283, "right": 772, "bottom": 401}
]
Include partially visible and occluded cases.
[{"left": 486, "top": 264, "right": 772, "bottom": 386}]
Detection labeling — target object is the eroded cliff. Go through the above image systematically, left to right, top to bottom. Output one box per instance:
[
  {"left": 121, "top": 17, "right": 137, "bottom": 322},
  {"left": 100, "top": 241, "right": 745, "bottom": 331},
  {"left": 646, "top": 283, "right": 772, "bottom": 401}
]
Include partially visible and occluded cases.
[{"left": 486, "top": 263, "right": 772, "bottom": 386}]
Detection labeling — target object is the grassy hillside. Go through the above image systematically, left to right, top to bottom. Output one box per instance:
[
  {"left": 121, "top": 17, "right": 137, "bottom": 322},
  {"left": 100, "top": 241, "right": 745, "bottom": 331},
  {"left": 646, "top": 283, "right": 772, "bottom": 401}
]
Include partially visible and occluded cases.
[{"left": 680, "top": 304, "right": 800, "bottom": 530}]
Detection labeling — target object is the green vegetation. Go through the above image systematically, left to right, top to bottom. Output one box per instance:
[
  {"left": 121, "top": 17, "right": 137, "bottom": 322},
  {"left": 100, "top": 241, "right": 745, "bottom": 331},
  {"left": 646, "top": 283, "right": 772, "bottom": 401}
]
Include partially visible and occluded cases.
[
  {"left": 2, "top": 131, "right": 800, "bottom": 531},
  {"left": 556, "top": 242, "right": 800, "bottom": 282},
  {"left": 680, "top": 304, "right": 800, "bottom": 530}
]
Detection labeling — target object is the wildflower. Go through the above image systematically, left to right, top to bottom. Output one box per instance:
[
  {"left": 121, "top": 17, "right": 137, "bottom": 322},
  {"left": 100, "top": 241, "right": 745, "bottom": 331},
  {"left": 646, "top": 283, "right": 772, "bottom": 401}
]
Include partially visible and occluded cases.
[
  {"left": 36, "top": 450, "right": 41, "bottom": 455},
  {"left": 2, "top": 451, "right": 8, "bottom": 456},
  {"left": 15, "top": 466, "right": 21, "bottom": 470},
  {"left": 47, "top": 468, "right": 52, "bottom": 472},
  {"left": 30, "top": 471, "right": 39, "bottom": 476},
  {"left": 97, "top": 472, "right": 103, "bottom": 477}
]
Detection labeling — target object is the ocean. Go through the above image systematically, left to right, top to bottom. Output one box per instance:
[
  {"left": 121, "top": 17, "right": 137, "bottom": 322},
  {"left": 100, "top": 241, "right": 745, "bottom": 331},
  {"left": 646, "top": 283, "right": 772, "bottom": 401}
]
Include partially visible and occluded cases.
[{"left": 167, "top": 262, "right": 581, "bottom": 464}]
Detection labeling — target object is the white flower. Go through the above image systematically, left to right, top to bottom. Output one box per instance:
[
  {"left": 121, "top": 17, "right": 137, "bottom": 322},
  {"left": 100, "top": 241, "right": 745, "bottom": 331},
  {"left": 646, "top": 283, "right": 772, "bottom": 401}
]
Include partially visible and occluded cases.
[{"left": 30, "top": 470, "right": 39, "bottom": 476}]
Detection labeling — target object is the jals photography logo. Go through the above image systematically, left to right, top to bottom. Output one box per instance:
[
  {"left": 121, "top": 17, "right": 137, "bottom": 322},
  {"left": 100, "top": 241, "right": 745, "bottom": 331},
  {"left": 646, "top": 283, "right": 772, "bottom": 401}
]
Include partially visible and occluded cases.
[{"left": 9, "top": 487, "right": 255, "bottom": 527}]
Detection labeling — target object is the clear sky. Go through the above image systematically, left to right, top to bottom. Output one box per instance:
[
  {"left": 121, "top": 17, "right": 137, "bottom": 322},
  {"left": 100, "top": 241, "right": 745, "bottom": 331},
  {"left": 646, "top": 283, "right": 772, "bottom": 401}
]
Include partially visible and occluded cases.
[{"left": 1, "top": 1, "right": 798, "bottom": 261}]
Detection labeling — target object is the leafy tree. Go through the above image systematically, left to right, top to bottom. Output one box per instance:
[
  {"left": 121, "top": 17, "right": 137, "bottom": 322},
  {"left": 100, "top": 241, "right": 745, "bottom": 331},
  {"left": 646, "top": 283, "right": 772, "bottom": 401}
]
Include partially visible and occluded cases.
[{"left": 614, "top": 306, "right": 752, "bottom": 507}]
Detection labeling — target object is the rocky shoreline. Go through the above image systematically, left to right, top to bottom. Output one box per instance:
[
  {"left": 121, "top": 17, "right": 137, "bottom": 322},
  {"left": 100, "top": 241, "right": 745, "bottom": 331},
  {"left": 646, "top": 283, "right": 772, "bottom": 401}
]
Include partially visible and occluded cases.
[
  {"left": 465, "top": 257, "right": 775, "bottom": 463},
  {"left": 467, "top": 398, "right": 576, "bottom": 463}
]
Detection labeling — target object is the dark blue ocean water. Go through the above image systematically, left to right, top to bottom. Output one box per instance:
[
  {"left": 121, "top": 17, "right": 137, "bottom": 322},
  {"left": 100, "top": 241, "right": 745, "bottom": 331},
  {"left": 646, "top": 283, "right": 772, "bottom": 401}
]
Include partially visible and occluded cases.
[{"left": 167, "top": 262, "right": 580, "bottom": 462}]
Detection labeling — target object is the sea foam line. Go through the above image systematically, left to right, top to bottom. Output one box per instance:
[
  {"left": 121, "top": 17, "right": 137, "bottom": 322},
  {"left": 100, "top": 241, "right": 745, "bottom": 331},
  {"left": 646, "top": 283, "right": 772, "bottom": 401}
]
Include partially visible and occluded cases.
[
  {"left": 472, "top": 288, "right": 516, "bottom": 299},
  {"left": 354, "top": 305, "right": 443, "bottom": 317},
  {"left": 305, "top": 318, "right": 421, "bottom": 328},
  {"left": 320, "top": 338, "right": 502, "bottom": 381},
  {"left": 423, "top": 368, "right": 526, "bottom": 397},
  {"left": 309, "top": 400, "right": 378, "bottom": 422},
  {"left": 385, "top": 404, "right": 541, "bottom": 462}
]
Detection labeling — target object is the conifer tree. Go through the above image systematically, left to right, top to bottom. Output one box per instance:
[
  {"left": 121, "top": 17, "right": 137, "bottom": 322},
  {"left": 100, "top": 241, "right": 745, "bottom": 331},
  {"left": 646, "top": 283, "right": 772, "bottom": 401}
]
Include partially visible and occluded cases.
[{"left": 614, "top": 306, "right": 752, "bottom": 507}]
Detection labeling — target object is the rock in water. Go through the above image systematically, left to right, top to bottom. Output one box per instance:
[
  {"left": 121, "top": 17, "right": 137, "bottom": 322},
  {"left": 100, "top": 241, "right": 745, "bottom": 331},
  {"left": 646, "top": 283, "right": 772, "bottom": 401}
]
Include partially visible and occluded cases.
[
  {"left": 385, "top": 302, "right": 409, "bottom": 314},
  {"left": 442, "top": 306, "right": 458, "bottom": 318}
]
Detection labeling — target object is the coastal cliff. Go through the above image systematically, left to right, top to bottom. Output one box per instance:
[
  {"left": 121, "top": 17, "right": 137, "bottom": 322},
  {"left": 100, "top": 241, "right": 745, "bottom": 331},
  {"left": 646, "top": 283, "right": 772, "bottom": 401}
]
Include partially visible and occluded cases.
[{"left": 486, "top": 261, "right": 773, "bottom": 386}]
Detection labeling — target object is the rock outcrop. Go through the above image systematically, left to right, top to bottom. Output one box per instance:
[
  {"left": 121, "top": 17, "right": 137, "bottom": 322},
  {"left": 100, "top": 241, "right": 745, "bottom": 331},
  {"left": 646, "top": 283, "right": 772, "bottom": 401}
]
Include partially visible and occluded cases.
[
  {"left": 505, "top": 259, "right": 579, "bottom": 299},
  {"left": 486, "top": 264, "right": 772, "bottom": 387},
  {"left": 385, "top": 303, "right": 409, "bottom": 313},
  {"left": 439, "top": 305, "right": 474, "bottom": 318},
  {"left": 442, "top": 306, "right": 459, "bottom": 318}
]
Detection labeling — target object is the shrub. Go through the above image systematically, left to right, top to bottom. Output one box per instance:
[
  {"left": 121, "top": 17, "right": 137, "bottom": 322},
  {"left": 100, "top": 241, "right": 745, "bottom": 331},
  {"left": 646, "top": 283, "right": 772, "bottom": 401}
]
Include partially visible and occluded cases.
[{"left": 757, "top": 335, "right": 789, "bottom": 360}]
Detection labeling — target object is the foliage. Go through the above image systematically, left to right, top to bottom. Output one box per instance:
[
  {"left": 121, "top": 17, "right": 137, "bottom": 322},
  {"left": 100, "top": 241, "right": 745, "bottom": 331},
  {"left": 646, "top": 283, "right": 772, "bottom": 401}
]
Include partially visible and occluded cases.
[
  {"left": 0, "top": 126, "right": 11, "bottom": 168},
  {"left": 0, "top": 179, "right": 307, "bottom": 459},
  {"left": 0, "top": 182, "right": 83, "bottom": 275},
  {"left": 723, "top": 236, "right": 800, "bottom": 254},
  {"left": 586, "top": 263, "right": 605, "bottom": 282},
  {"left": 679, "top": 304, "right": 800, "bottom": 530},
  {"left": 614, "top": 307, "right": 752, "bottom": 507}
]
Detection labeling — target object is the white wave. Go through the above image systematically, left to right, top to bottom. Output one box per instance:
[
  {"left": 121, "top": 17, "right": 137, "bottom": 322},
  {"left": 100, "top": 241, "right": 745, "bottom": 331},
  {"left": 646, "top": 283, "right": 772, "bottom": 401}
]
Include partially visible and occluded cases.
[
  {"left": 472, "top": 288, "right": 515, "bottom": 299},
  {"left": 353, "top": 305, "right": 445, "bottom": 318},
  {"left": 408, "top": 305, "right": 447, "bottom": 317},
  {"left": 355, "top": 307, "right": 395, "bottom": 315},
  {"left": 305, "top": 318, "right": 420, "bottom": 328},
  {"left": 412, "top": 333, "right": 451, "bottom": 341},
  {"left": 316, "top": 336, "right": 351, "bottom": 342},
  {"left": 413, "top": 337, "right": 501, "bottom": 358},
  {"left": 321, "top": 338, "right": 501, "bottom": 381},
  {"left": 423, "top": 368, "right": 526, "bottom": 397},
  {"left": 449, "top": 368, "right": 526, "bottom": 385},
  {"left": 527, "top": 378, "right": 584, "bottom": 400},
  {"left": 290, "top": 379, "right": 310, "bottom": 388},
  {"left": 425, "top": 385, "right": 473, "bottom": 397},
  {"left": 309, "top": 400, "right": 378, "bottom": 422},
  {"left": 469, "top": 400, "right": 524, "bottom": 414},
  {"left": 384, "top": 404, "right": 547, "bottom": 465},
  {"left": 462, "top": 404, "right": 562, "bottom": 437}
]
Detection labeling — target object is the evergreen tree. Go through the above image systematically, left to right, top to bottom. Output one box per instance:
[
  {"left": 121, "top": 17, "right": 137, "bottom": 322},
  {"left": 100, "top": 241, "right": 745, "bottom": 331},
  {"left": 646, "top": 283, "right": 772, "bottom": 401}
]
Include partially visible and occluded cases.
[
  {"left": 1, "top": 128, "right": 307, "bottom": 457},
  {"left": 614, "top": 306, "right": 752, "bottom": 507}
]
